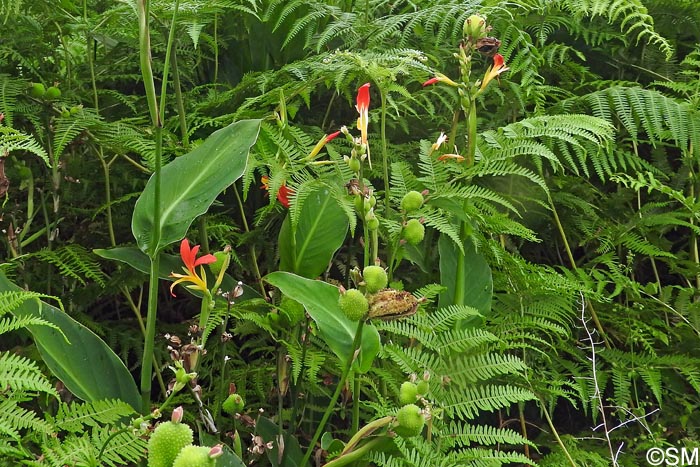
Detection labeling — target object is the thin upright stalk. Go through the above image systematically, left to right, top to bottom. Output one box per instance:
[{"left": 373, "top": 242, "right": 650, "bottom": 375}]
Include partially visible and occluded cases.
[
  {"left": 379, "top": 89, "right": 390, "bottom": 216},
  {"left": 301, "top": 321, "right": 365, "bottom": 467}
]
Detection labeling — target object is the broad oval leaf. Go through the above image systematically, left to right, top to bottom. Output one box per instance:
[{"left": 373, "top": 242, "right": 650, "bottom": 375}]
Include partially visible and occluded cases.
[
  {"left": 132, "top": 119, "right": 261, "bottom": 255},
  {"left": 278, "top": 187, "right": 349, "bottom": 278},
  {"left": 438, "top": 233, "right": 493, "bottom": 316},
  {"left": 265, "top": 271, "right": 380, "bottom": 373},
  {"left": 0, "top": 272, "right": 142, "bottom": 412}
]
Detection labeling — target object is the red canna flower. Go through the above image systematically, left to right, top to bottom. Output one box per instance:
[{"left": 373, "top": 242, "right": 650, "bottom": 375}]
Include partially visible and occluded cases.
[
  {"left": 479, "top": 53, "right": 510, "bottom": 92},
  {"left": 422, "top": 73, "right": 458, "bottom": 87},
  {"left": 422, "top": 77, "right": 440, "bottom": 87},
  {"left": 355, "top": 83, "right": 370, "bottom": 146},
  {"left": 306, "top": 130, "right": 342, "bottom": 161},
  {"left": 326, "top": 130, "right": 342, "bottom": 143},
  {"left": 261, "top": 175, "right": 294, "bottom": 208},
  {"left": 169, "top": 239, "right": 217, "bottom": 296}
]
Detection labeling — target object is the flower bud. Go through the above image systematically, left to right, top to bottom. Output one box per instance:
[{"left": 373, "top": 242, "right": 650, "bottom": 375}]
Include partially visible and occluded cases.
[{"left": 464, "top": 14, "right": 487, "bottom": 40}]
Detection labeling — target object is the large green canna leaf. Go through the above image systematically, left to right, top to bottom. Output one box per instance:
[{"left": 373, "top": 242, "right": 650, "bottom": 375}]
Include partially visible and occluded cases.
[
  {"left": 132, "top": 119, "right": 261, "bottom": 255},
  {"left": 278, "top": 187, "right": 349, "bottom": 278},
  {"left": 438, "top": 233, "right": 493, "bottom": 315},
  {"left": 0, "top": 272, "right": 141, "bottom": 412},
  {"left": 265, "top": 272, "right": 380, "bottom": 373}
]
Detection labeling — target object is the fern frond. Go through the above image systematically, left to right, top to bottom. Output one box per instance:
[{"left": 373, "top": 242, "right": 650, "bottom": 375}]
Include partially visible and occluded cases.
[
  {"left": 0, "top": 126, "right": 49, "bottom": 165},
  {"left": 31, "top": 245, "right": 107, "bottom": 287},
  {"left": 0, "top": 352, "right": 58, "bottom": 395}
]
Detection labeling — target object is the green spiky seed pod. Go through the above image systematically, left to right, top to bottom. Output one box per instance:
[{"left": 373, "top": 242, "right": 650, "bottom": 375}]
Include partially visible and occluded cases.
[
  {"left": 29, "top": 83, "right": 46, "bottom": 98},
  {"left": 45, "top": 86, "right": 61, "bottom": 100},
  {"left": 400, "top": 191, "right": 424, "bottom": 213},
  {"left": 402, "top": 219, "right": 425, "bottom": 245},
  {"left": 363, "top": 265, "right": 388, "bottom": 294},
  {"left": 338, "top": 288, "right": 368, "bottom": 321},
  {"left": 280, "top": 295, "right": 305, "bottom": 326},
  {"left": 416, "top": 379, "right": 429, "bottom": 395},
  {"left": 399, "top": 381, "right": 418, "bottom": 405},
  {"left": 222, "top": 393, "right": 245, "bottom": 415},
  {"left": 395, "top": 404, "right": 425, "bottom": 438},
  {"left": 147, "top": 419, "right": 194, "bottom": 467},
  {"left": 172, "top": 445, "right": 215, "bottom": 467}
]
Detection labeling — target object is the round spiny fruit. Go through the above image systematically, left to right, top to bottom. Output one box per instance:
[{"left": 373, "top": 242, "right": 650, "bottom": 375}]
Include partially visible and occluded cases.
[
  {"left": 29, "top": 83, "right": 46, "bottom": 98},
  {"left": 44, "top": 86, "right": 61, "bottom": 100},
  {"left": 400, "top": 191, "right": 424, "bottom": 213},
  {"left": 402, "top": 219, "right": 425, "bottom": 245},
  {"left": 363, "top": 265, "right": 388, "bottom": 294},
  {"left": 338, "top": 288, "right": 369, "bottom": 321},
  {"left": 280, "top": 295, "right": 305, "bottom": 326},
  {"left": 416, "top": 379, "right": 429, "bottom": 395},
  {"left": 399, "top": 381, "right": 418, "bottom": 405},
  {"left": 222, "top": 393, "right": 245, "bottom": 415},
  {"left": 395, "top": 404, "right": 425, "bottom": 438},
  {"left": 147, "top": 420, "right": 194, "bottom": 467},
  {"left": 172, "top": 445, "right": 215, "bottom": 467}
]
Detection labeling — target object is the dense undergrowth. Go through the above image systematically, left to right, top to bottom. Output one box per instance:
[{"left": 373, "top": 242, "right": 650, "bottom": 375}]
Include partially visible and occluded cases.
[{"left": 1, "top": 0, "right": 700, "bottom": 465}]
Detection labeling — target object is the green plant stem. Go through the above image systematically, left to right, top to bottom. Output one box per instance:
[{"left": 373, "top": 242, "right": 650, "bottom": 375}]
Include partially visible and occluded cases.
[
  {"left": 83, "top": 0, "right": 99, "bottom": 111},
  {"left": 137, "top": 0, "right": 159, "bottom": 127},
  {"left": 158, "top": 0, "right": 180, "bottom": 125},
  {"left": 213, "top": 13, "right": 219, "bottom": 84},
  {"left": 170, "top": 46, "right": 189, "bottom": 149},
  {"left": 379, "top": 88, "right": 390, "bottom": 216},
  {"left": 98, "top": 150, "right": 116, "bottom": 246},
  {"left": 233, "top": 184, "right": 266, "bottom": 296},
  {"left": 546, "top": 192, "right": 609, "bottom": 348},
  {"left": 141, "top": 250, "right": 161, "bottom": 411},
  {"left": 120, "top": 285, "right": 167, "bottom": 392},
  {"left": 301, "top": 320, "right": 365, "bottom": 467},
  {"left": 352, "top": 377, "right": 360, "bottom": 433},
  {"left": 539, "top": 398, "right": 578, "bottom": 467},
  {"left": 342, "top": 415, "right": 393, "bottom": 455},
  {"left": 322, "top": 437, "right": 383, "bottom": 467}
]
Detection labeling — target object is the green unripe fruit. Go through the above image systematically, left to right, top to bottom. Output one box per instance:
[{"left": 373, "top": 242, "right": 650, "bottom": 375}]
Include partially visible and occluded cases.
[
  {"left": 464, "top": 14, "right": 487, "bottom": 39},
  {"left": 29, "top": 83, "right": 46, "bottom": 98},
  {"left": 45, "top": 86, "right": 61, "bottom": 100},
  {"left": 69, "top": 105, "right": 81, "bottom": 115},
  {"left": 60, "top": 109, "right": 70, "bottom": 118},
  {"left": 348, "top": 157, "right": 361, "bottom": 173},
  {"left": 401, "top": 191, "right": 424, "bottom": 213},
  {"left": 366, "top": 217, "right": 379, "bottom": 231},
  {"left": 402, "top": 219, "right": 425, "bottom": 245},
  {"left": 363, "top": 265, "right": 388, "bottom": 294},
  {"left": 338, "top": 288, "right": 369, "bottom": 321},
  {"left": 280, "top": 295, "right": 305, "bottom": 326},
  {"left": 416, "top": 379, "right": 429, "bottom": 395},
  {"left": 399, "top": 381, "right": 418, "bottom": 405},
  {"left": 222, "top": 393, "right": 245, "bottom": 415},
  {"left": 395, "top": 404, "right": 425, "bottom": 438},
  {"left": 147, "top": 420, "right": 194, "bottom": 467},
  {"left": 172, "top": 445, "right": 215, "bottom": 467}
]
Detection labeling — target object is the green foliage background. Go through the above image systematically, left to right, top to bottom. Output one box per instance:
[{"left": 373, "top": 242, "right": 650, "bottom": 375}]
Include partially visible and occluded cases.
[{"left": 1, "top": 0, "right": 700, "bottom": 465}]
